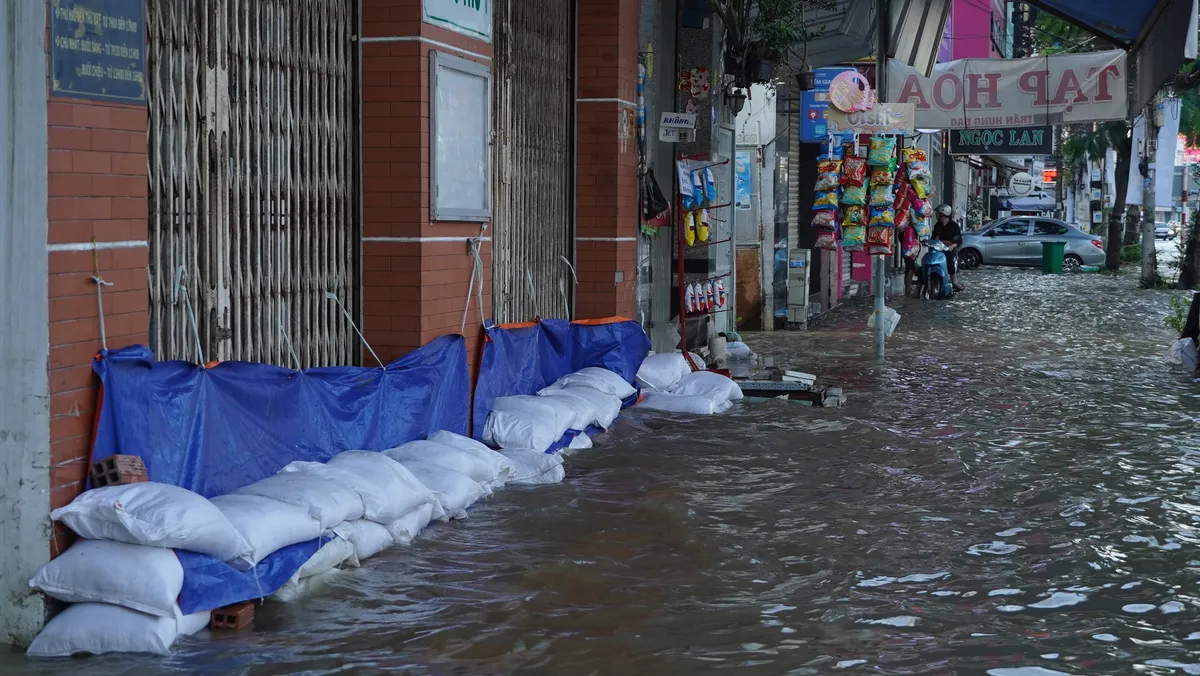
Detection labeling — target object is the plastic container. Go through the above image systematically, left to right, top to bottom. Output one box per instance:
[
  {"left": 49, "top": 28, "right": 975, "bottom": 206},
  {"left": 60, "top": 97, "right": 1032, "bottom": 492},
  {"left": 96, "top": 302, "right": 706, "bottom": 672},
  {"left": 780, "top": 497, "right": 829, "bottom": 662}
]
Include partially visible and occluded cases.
[{"left": 1041, "top": 241, "right": 1065, "bottom": 274}]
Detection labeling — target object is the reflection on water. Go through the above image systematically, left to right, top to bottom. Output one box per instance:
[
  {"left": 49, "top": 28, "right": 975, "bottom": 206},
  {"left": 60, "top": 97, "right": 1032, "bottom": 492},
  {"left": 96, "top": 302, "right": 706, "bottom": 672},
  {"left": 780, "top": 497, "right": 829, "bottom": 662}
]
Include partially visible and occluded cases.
[{"left": 9, "top": 266, "right": 1200, "bottom": 674}]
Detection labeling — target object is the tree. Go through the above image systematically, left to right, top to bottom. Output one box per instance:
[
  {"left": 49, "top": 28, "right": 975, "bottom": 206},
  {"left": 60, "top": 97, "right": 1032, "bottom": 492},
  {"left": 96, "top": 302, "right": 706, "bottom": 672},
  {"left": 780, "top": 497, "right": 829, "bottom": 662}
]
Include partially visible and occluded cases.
[{"left": 1062, "top": 122, "right": 1131, "bottom": 270}]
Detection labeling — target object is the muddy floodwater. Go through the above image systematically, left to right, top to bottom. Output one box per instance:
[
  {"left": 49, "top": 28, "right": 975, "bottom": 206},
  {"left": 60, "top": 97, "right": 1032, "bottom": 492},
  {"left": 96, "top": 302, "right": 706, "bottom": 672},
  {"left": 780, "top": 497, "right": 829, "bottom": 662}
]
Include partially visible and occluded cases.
[{"left": 9, "top": 256, "right": 1200, "bottom": 675}]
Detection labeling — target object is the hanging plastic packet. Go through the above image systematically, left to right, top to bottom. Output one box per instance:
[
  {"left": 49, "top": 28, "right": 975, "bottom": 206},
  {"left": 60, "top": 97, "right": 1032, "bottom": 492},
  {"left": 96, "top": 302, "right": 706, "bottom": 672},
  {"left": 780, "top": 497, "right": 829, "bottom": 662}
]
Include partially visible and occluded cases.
[
  {"left": 868, "top": 135, "right": 897, "bottom": 167},
  {"left": 902, "top": 147, "right": 927, "bottom": 165},
  {"left": 840, "top": 156, "right": 867, "bottom": 187},
  {"left": 817, "top": 159, "right": 842, "bottom": 174},
  {"left": 894, "top": 160, "right": 909, "bottom": 186},
  {"left": 678, "top": 161, "right": 696, "bottom": 209},
  {"left": 704, "top": 168, "right": 718, "bottom": 204},
  {"left": 869, "top": 168, "right": 895, "bottom": 188},
  {"left": 692, "top": 171, "right": 706, "bottom": 207},
  {"left": 815, "top": 171, "right": 840, "bottom": 191},
  {"left": 910, "top": 177, "right": 930, "bottom": 200},
  {"left": 841, "top": 184, "right": 867, "bottom": 206},
  {"left": 869, "top": 186, "right": 894, "bottom": 207},
  {"left": 814, "top": 191, "right": 839, "bottom": 209},
  {"left": 894, "top": 201, "right": 911, "bottom": 229},
  {"left": 841, "top": 205, "right": 865, "bottom": 226},
  {"left": 869, "top": 207, "right": 895, "bottom": 227},
  {"left": 698, "top": 209, "right": 711, "bottom": 243},
  {"left": 813, "top": 209, "right": 840, "bottom": 229},
  {"left": 684, "top": 211, "right": 697, "bottom": 246},
  {"left": 916, "top": 216, "right": 932, "bottom": 240},
  {"left": 841, "top": 224, "right": 867, "bottom": 251},
  {"left": 902, "top": 224, "right": 919, "bottom": 259},
  {"left": 866, "top": 226, "right": 894, "bottom": 255},
  {"left": 815, "top": 228, "right": 838, "bottom": 250},
  {"left": 715, "top": 280, "right": 727, "bottom": 309},
  {"left": 705, "top": 281, "right": 716, "bottom": 310},
  {"left": 685, "top": 283, "right": 696, "bottom": 313}
]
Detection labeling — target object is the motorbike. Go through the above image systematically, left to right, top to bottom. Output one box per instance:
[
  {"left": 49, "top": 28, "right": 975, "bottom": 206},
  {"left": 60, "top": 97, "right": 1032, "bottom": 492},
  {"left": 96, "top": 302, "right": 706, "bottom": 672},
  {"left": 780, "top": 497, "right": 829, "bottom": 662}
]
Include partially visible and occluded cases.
[{"left": 920, "top": 240, "right": 954, "bottom": 300}]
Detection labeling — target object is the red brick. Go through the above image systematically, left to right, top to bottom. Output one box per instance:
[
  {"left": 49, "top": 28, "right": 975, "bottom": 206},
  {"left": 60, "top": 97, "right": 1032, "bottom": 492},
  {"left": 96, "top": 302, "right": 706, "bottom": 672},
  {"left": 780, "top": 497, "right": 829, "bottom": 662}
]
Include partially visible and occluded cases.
[{"left": 90, "top": 455, "right": 148, "bottom": 488}]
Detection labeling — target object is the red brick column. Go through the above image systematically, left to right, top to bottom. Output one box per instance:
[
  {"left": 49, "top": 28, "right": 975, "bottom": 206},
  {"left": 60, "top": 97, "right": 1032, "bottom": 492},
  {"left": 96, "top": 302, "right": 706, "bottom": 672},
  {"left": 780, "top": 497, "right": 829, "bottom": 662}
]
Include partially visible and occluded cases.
[
  {"left": 360, "top": 0, "right": 493, "bottom": 369},
  {"left": 574, "top": 0, "right": 640, "bottom": 320},
  {"left": 45, "top": 89, "right": 150, "bottom": 553}
]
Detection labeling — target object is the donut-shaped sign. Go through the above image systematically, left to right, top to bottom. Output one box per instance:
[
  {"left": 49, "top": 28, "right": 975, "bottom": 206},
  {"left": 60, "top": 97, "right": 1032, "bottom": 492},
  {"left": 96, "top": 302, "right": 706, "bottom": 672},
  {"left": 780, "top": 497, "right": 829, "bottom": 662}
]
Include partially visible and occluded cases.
[{"left": 828, "top": 71, "right": 874, "bottom": 113}]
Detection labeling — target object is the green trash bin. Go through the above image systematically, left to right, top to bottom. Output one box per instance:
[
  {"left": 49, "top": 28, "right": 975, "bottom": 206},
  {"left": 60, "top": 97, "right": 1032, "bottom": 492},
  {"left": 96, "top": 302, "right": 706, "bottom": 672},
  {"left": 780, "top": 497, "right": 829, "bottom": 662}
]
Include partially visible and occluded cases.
[{"left": 1041, "top": 240, "right": 1065, "bottom": 274}]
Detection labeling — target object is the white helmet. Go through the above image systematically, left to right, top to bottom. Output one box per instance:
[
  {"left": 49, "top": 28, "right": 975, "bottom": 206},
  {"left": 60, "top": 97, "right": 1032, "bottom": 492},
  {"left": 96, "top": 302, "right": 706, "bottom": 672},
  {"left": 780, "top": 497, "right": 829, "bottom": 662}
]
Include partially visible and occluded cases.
[{"left": 935, "top": 204, "right": 953, "bottom": 217}]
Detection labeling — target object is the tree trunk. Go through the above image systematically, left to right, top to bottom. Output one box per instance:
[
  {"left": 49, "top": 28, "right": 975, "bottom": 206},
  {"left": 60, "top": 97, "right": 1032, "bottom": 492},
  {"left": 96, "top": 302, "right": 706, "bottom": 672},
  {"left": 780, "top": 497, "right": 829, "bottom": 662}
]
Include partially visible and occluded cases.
[
  {"left": 1106, "top": 133, "right": 1132, "bottom": 270},
  {"left": 1179, "top": 209, "right": 1200, "bottom": 288}
]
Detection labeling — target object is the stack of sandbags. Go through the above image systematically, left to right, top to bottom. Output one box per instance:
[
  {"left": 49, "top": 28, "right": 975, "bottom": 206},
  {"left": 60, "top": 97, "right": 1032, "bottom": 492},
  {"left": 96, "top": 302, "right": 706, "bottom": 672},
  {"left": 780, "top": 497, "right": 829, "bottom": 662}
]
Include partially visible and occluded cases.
[
  {"left": 635, "top": 352, "right": 705, "bottom": 392},
  {"left": 481, "top": 367, "right": 633, "bottom": 453},
  {"left": 639, "top": 369, "right": 743, "bottom": 415},
  {"left": 30, "top": 483, "right": 247, "bottom": 656}
]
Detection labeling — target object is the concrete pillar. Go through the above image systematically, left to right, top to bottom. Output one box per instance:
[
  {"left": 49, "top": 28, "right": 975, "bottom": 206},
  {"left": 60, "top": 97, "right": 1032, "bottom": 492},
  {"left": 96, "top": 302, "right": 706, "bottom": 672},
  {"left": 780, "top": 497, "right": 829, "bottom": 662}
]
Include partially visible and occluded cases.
[
  {"left": 1, "top": 0, "right": 50, "bottom": 647},
  {"left": 360, "top": 0, "right": 493, "bottom": 368},
  {"left": 575, "top": 0, "right": 640, "bottom": 319}
]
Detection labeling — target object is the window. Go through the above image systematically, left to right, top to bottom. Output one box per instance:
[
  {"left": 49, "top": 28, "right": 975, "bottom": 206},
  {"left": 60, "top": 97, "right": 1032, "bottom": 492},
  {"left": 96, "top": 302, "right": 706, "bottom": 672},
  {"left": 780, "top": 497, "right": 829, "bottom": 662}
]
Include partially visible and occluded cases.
[
  {"left": 431, "top": 51, "right": 491, "bottom": 222},
  {"left": 990, "top": 219, "right": 1030, "bottom": 237},
  {"left": 1033, "top": 220, "right": 1069, "bottom": 236}
]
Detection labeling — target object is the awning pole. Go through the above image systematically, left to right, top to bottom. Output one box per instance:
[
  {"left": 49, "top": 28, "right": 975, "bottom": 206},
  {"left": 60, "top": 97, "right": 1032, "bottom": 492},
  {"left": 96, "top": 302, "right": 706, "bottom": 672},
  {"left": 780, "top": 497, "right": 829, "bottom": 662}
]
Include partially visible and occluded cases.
[{"left": 874, "top": 0, "right": 889, "bottom": 360}]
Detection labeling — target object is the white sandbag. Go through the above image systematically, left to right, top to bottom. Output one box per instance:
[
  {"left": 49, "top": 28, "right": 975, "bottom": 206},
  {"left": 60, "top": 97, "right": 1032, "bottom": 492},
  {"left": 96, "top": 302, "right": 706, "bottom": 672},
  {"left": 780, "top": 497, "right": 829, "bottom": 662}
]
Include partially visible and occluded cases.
[
  {"left": 1165, "top": 337, "right": 1200, "bottom": 371},
  {"left": 725, "top": 341, "right": 755, "bottom": 358},
  {"left": 636, "top": 352, "right": 702, "bottom": 391},
  {"left": 541, "top": 366, "right": 637, "bottom": 400},
  {"left": 670, "top": 370, "right": 744, "bottom": 402},
  {"left": 538, "top": 385, "right": 622, "bottom": 429},
  {"left": 639, "top": 391, "right": 732, "bottom": 415},
  {"left": 482, "top": 396, "right": 571, "bottom": 452},
  {"left": 426, "top": 431, "right": 516, "bottom": 485},
  {"left": 568, "top": 433, "right": 593, "bottom": 450},
  {"left": 384, "top": 441, "right": 496, "bottom": 489},
  {"left": 498, "top": 449, "right": 566, "bottom": 485},
  {"left": 326, "top": 450, "right": 444, "bottom": 522},
  {"left": 400, "top": 461, "right": 487, "bottom": 519},
  {"left": 233, "top": 471, "right": 365, "bottom": 530},
  {"left": 50, "top": 483, "right": 251, "bottom": 566},
  {"left": 210, "top": 494, "right": 323, "bottom": 566},
  {"left": 385, "top": 502, "right": 436, "bottom": 545},
  {"left": 333, "top": 520, "right": 395, "bottom": 566},
  {"left": 297, "top": 536, "right": 356, "bottom": 577},
  {"left": 29, "top": 540, "right": 183, "bottom": 618},
  {"left": 270, "top": 569, "right": 344, "bottom": 603},
  {"left": 27, "top": 603, "right": 209, "bottom": 657}
]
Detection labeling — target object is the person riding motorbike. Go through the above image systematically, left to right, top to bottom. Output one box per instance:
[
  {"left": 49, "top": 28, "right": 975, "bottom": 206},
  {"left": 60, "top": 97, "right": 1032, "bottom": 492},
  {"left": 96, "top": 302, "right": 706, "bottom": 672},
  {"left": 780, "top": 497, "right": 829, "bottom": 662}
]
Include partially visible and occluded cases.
[{"left": 931, "top": 204, "right": 965, "bottom": 291}]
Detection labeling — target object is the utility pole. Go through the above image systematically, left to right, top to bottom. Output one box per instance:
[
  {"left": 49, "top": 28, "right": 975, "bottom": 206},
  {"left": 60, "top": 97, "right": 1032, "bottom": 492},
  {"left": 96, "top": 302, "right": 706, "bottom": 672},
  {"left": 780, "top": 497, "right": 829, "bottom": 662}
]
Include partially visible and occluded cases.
[
  {"left": 874, "top": 0, "right": 888, "bottom": 359},
  {"left": 1142, "top": 98, "right": 1160, "bottom": 286}
]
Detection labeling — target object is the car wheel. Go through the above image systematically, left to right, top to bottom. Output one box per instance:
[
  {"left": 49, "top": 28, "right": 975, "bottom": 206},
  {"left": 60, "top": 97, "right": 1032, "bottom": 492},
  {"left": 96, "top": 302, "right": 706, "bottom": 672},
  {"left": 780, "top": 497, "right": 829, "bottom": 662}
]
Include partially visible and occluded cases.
[
  {"left": 959, "top": 249, "right": 982, "bottom": 269},
  {"left": 1063, "top": 254, "right": 1082, "bottom": 271}
]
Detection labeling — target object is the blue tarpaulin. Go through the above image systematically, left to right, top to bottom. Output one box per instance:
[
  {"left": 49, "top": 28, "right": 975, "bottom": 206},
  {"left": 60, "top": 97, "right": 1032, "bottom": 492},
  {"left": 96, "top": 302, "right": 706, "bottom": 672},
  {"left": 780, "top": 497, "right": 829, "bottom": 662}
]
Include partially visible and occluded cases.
[
  {"left": 472, "top": 319, "right": 651, "bottom": 442},
  {"left": 89, "top": 334, "right": 471, "bottom": 613}
]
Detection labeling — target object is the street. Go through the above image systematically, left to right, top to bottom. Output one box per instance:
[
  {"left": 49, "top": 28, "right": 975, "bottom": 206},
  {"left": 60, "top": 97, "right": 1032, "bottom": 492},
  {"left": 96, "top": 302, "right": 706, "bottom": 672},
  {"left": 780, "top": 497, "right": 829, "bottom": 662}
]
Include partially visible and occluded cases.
[{"left": 6, "top": 264, "right": 1198, "bottom": 673}]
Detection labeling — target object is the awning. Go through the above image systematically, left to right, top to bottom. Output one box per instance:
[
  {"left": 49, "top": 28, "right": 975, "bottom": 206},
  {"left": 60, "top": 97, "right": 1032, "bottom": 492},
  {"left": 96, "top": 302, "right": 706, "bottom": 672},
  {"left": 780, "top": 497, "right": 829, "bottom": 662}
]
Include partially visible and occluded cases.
[
  {"left": 786, "top": 0, "right": 952, "bottom": 77},
  {"left": 1024, "top": 0, "right": 1198, "bottom": 115},
  {"left": 1002, "top": 194, "right": 1057, "bottom": 211}
]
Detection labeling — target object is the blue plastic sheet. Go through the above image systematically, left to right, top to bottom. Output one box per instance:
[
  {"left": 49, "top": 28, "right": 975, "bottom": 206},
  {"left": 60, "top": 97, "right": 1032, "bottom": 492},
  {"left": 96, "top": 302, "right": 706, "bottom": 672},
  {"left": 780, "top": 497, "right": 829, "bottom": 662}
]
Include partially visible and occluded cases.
[
  {"left": 473, "top": 319, "right": 650, "bottom": 441},
  {"left": 89, "top": 335, "right": 471, "bottom": 613},
  {"left": 91, "top": 335, "right": 470, "bottom": 498},
  {"left": 175, "top": 538, "right": 324, "bottom": 614}
]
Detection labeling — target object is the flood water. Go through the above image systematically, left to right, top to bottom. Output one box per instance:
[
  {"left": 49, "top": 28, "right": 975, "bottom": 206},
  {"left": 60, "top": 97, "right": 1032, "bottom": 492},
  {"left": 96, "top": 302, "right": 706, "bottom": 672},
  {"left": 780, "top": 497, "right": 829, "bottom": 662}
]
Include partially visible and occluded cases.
[{"left": 11, "top": 253, "right": 1200, "bottom": 675}]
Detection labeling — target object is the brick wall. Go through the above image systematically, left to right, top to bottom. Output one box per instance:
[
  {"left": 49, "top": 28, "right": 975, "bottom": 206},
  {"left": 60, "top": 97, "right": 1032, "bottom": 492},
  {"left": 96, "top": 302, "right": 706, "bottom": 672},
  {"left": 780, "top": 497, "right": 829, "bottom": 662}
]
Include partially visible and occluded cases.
[
  {"left": 361, "top": 0, "right": 493, "bottom": 371},
  {"left": 575, "top": 0, "right": 641, "bottom": 320},
  {"left": 46, "top": 96, "right": 150, "bottom": 556}
]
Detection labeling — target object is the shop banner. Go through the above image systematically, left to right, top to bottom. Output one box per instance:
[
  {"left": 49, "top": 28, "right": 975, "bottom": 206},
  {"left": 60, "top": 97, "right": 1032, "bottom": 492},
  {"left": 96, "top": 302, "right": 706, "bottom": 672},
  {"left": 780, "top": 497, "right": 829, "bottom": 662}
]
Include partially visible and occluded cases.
[
  {"left": 423, "top": 0, "right": 492, "bottom": 42},
  {"left": 887, "top": 50, "right": 1127, "bottom": 129},
  {"left": 800, "top": 67, "right": 856, "bottom": 142},
  {"left": 826, "top": 103, "right": 915, "bottom": 136},
  {"left": 950, "top": 125, "right": 1054, "bottom": 155},
  {"left": 734, "top": 151, "right": 752, "bottom": 210}
]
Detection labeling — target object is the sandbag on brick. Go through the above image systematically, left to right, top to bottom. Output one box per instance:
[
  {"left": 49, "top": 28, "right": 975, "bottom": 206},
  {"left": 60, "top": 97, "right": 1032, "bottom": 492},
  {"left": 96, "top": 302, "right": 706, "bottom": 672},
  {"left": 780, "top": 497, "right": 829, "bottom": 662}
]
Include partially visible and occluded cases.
[
  {"left": 29, "top": 540, "right": 184, "bottom": 618},
  {"left": 27, "top": 603, "right": 209, "bottom": 657}
]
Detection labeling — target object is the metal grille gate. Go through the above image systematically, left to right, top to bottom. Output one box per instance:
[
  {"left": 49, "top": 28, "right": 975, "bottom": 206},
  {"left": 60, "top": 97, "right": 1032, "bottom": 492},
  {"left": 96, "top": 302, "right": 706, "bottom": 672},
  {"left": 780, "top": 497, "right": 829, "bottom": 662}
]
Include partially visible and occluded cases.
[
  {"left": 146, "top": 0, "right": 359, "bottom": 367},
  {"left": 492, "top": 0, "right": 575, "bottom": 324}
]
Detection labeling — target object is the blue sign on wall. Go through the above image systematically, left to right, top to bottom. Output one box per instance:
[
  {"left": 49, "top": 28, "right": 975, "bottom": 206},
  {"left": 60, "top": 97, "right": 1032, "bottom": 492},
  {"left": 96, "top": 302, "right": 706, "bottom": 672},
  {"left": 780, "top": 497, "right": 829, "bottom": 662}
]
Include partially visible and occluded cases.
[
  {"left": 51, "top": 0, "right": 146, "bottom": 104},
  {"left": 800, "top": 67, "right": 856, "bottom": 143}
]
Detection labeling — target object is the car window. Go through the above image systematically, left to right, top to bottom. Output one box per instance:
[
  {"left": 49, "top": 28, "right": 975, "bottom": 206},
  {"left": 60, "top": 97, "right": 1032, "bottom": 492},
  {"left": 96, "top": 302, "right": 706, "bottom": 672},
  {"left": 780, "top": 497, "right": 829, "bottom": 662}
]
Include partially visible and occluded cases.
[
  {"left": 990, "top": 220, "right": 1030, "bottom": 237},
  {"left": 1033, "top": 220, "right": 1068, "bottom": 236}
]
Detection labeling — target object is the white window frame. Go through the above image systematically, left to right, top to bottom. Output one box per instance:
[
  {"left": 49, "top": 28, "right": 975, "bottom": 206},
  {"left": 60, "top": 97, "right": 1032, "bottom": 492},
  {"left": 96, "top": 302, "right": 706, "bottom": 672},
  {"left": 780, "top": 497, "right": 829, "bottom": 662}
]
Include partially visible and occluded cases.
[{"left": 430, "top": 50, "right": 492, "bottom": 223}]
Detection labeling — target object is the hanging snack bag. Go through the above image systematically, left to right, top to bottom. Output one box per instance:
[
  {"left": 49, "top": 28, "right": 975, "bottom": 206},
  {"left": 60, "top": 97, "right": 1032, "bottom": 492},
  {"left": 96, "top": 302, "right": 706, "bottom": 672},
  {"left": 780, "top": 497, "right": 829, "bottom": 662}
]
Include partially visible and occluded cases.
[
  {"left": 868, "top": 135, "right": 896, "bottom": 167},
  {"left": 902, "top": 147, "right": 927, "bottom": 165},
  {"left": 840, "top": 156, "right": 868, "bottom": 187},
  {"left": 817, "top": 159, "right": 842, "bottom": 174},
  {"left": 894, "top": 160, "right": 909, "bottom": 186},
  {"left": 870, "top": 167, "right": 895, "bottom": 188},
  {"left": 704, "top": 168, "right": 718, "bottom": 204},
  {"left": 815, "top": 171, "right": 840, "bottom": 191},
  {"left": 910, "top": 176, "right": 930, "bottom": 200},
  {"left": 841, "top": 184, "right": 867, "bottom": 206},
  {"left": 869, "top": 186, "right": 894, "bottom": 207},
  {"left": 813, "top": 191, "right": 839, "bottom": 210},
  {"left": 894, "top": 200, "right": 911, "bottom": 229},
  {"left": 841, "top": 205, "right": 865, "bottom": 227},
  {"left": 869, "top": 207, "right": 895, "bottom": 227},
  {"left": 813, "top": 209, "right": 840, "bottom": 229},
  {"left": 916, "top": 216, "right": 932, "bottom": 240},
  {"left": 841, "top": 224, "right": 867, "bottom": 251},
  {"left": 902, "top": 224, "right": 920, "bottom": 258},
  {"left": 866, "top": 225, "right": 894, "bottom": 255},
  {"left": 815, "top": 227, "right": 838, "bottom": 251}
]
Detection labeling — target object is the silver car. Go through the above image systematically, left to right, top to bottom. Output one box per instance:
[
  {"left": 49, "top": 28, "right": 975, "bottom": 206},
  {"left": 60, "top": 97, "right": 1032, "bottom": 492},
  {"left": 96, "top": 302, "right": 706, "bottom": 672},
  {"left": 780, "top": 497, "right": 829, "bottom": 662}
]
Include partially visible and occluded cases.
[{"left": 958, "top": 217, "right": 1106, "bottom": 271}]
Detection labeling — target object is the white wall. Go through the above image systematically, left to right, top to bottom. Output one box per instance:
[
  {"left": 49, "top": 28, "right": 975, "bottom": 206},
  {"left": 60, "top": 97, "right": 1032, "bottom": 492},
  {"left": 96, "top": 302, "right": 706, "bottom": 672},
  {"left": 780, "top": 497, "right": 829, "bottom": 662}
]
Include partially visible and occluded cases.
[{"left": 0, "top": 0, "right": 50, "bottom": 647}]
